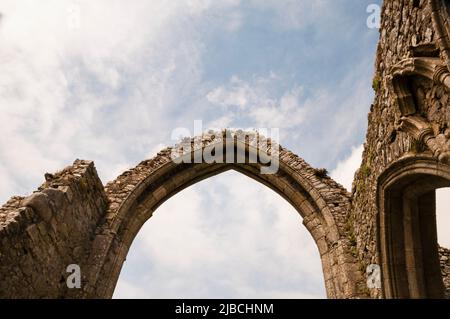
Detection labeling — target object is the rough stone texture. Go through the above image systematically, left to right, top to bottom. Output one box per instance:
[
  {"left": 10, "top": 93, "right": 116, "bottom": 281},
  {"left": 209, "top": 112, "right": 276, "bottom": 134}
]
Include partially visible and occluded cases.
[
  {"left": 0, "top": 0, "right": 450, "bottom": 299},
  {"left": 351, "top": 0, "right": 450, "bottom": 298},
  {"left": 84, "top": 130, "right": 364, "bottom": 299},
  {"left": 0, "top": 132, "right": 364, "bottom": 299},
  {"left": 0, "top": 160, "right": 107, "bottom": 298},
  {"left": 439, "top": 246, "right": 450, "bottom": 298}
]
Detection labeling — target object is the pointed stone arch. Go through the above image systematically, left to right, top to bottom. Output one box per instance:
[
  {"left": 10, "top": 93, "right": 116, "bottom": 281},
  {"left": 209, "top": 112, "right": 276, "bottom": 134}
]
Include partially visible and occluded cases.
[
  {"left": 81, "top": 131, "right": 365, "bottom": 299},
  {"left": 378, "top": 155, "right": 450, "bottom": 298}
]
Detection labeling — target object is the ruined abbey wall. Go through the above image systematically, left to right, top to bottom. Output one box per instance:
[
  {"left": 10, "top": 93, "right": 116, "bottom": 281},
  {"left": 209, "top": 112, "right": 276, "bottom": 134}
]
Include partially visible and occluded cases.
[
  {"left": 0, "top": 0, "right": 449, "bottom": 299},
  {"left": 351, "top": 0, "right": 450, "bottom": 298},
  {"left": 0, "top": 135, "right": 365, "bottom": 299},
  {"left": 0, "top": 160, "right": 107, "bottom": 298}
]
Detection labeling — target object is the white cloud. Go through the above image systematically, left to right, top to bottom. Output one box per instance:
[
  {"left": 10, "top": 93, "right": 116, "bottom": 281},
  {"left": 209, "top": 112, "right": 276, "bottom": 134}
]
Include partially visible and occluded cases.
[
  {"left": 0, "top": 0, "right": 214, "bottom": 201},
  {"left": 0, "top": 1, "right": 374, "bottom": 204},
  {"left": 1, "top": 1, "right": 291, "bottom": 202},
  {"left": 204, "top": 56, "right": 375, "bottom": 167},
  {"left": 206, "top": 75, "right": 307, "bottom": 130},
  {"left": 206, "top": 76, "right": 258, "bottom": 109},
  {"left": 250, "top": 86, "right": 307, "bottom": 129},
  {"left": 206, "top": 115, "right": 234, "bottom": 130},
  {"left": 330, "top": 145, "right": 363, "bottom": 191},
  {"left": 114, "top": 171, "right": 325, "bottom": 299},
  {"left": 436, "top": 188, "right": 450, "bottom": 248},
  {"left": 113, "top": 279, "right": 148, "bottom": 299}
]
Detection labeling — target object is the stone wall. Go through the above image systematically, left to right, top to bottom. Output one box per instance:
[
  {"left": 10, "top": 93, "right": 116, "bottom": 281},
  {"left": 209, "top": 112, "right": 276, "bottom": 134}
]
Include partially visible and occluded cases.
[
  {"left": 351, "top": 0, "right": 450, "bottom": 298},
  {"left": 83, "top": 131, "right": 364, "bottom": 299},
  {"left": 0, "top": 136, "right": 364, "bottom": 299},
  {"left": 0, "top": 160, "right": 107, "bottom": 298},
  {"left": 439, "top": 246, "right": 450, "bottom": 298}
]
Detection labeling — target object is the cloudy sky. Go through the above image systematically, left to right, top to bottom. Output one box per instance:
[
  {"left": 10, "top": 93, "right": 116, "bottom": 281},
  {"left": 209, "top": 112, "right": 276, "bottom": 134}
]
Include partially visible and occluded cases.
[{"left": 0, "top": 0, "right": 448, "bottom": 299}]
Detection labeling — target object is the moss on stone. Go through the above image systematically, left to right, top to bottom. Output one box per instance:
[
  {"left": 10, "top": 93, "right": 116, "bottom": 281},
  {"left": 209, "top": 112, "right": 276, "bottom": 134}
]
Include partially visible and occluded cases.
[{"left": 372, "top": 76, "right": 381, "bottom": 92}]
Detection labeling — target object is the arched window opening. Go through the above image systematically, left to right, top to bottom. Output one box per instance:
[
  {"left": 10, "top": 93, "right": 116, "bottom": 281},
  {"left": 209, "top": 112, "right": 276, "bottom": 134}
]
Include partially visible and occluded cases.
[
  {"left": 379, "top": 158, "right": 450, "bottom": 299},
  {"left": 113, "top": 170, "right": 326, "bottom": 298},
  {"left": 436, "top": 187, "right": 450, "bottom": 298}
]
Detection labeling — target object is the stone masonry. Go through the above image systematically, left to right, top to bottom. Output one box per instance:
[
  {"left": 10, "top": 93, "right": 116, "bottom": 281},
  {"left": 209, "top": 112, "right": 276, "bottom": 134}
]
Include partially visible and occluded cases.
[
  {"left": 0, "top": 0, "right": 449, "bottom": 298},
  {"left": 351, "top": 0, "right": 450, "bottom": 298},
  {"left": 0, "top": 160, "right": 107, "bottom": 298},
  {"left": 439, "top": 247, "right": 450, "bottom": 298}
]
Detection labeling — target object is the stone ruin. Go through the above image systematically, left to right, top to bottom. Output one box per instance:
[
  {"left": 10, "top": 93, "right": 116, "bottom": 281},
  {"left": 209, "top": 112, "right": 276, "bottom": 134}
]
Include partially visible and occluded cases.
[{"left": 1, "top": 0, "right": 450, "bottom": 298}]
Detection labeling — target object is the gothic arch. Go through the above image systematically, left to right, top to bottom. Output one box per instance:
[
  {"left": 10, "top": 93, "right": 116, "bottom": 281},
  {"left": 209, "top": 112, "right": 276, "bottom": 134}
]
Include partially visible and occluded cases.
[
  {"left": 81, "top": 131, "right": 364, "bottom": 299},
  {"left": 378, "top": 155, "right": 450, "bottom": 298}
]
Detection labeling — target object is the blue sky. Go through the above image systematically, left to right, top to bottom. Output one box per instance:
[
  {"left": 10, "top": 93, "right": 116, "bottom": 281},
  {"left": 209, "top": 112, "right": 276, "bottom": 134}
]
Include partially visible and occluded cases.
[
  {"left": 0, "top": 0, "right": 381, "bottom": 190},
  {"left": 1, "top": 0, "right": 449, "bottom": 299}
]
